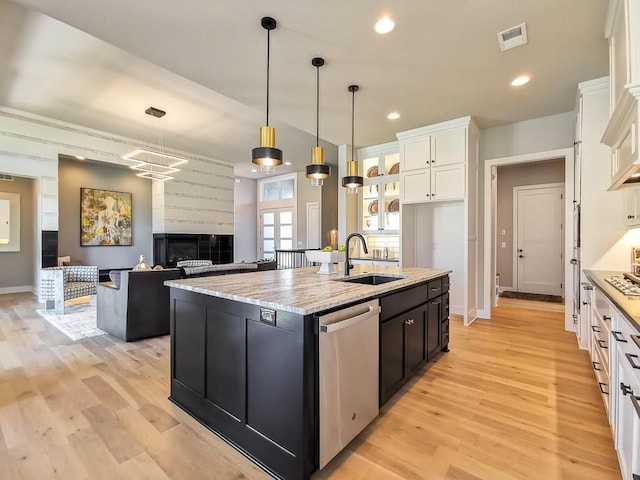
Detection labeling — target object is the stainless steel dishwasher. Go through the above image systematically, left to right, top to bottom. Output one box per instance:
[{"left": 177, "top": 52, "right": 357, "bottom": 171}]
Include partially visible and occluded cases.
[{"left": 318, "top": 299, "right": 380, "bottom": 469}]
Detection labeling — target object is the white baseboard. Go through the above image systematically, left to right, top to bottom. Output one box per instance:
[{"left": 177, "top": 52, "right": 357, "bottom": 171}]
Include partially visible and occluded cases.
[{"left": 0, "top": 285, "right": 34, "bottom": 294}]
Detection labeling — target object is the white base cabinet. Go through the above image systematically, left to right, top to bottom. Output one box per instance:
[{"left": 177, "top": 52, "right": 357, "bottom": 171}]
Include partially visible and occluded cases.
[{"left": 587, "top": 274, "right": 640, "bottom": 480}]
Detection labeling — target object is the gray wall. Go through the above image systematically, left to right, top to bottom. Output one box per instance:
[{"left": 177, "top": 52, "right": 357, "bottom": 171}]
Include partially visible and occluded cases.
[
  {"left": 480, "top": 112, "right": 575, "bottom": 161},
  {"left": 58, "top": 157, "right": 152, "bottom": 269},
  {"left": 496, "top": 159, "right": 565, "bottom": 288},
  {"left": 0, "top": 176, "right": 35, "bottom": 290},
  {"left": 234, "top": 177, "right": 258, "bottom": 262}
]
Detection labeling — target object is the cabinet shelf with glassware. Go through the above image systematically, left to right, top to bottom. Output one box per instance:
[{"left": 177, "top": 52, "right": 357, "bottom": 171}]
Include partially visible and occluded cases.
[{"left": 359, "top": 142, "right": 401, "bottom": 235}]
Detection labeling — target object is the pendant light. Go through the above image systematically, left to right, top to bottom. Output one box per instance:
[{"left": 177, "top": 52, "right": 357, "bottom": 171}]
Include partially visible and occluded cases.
[
  {"left": 252, "top": 16, "right": 282, "bottom": 174},
  {"left": 305, "top": 57, "right": 330, "bottom": 186},
  {"left": 342, "top": 85, "right": 364, "bottom": 194}
]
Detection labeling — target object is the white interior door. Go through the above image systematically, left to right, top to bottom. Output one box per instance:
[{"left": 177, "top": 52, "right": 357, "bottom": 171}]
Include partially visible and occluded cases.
[
  {"left": 514, "top": 184, "right": 564, "bottom": 295},
  {"left": 306, "top": 202, "right": 320, "bottom": 249},
  {"left": 259, "top": 208, "right": 296, "bottom": 260}
]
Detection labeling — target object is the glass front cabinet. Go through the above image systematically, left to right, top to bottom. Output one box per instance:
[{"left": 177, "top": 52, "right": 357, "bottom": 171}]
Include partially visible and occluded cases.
[{"left": 359, "top": 141, "right": 400, "bottom": 235}]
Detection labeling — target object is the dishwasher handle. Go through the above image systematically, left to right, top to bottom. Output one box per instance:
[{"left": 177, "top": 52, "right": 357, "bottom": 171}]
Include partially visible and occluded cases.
[{"left": 320, "top": 305, "right": 381, "bottom": 334}]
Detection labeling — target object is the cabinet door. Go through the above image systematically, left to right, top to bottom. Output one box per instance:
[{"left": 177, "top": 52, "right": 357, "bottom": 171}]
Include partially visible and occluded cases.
[
  {"left": 431, "top": 128, "right": 466, "bottom": 166},
  {"left": 400, "top": 136, "right": 430, "bottom": 171},
  {"left": 431, "top": 164, "right": 465, "bottom": 201},
  {"left": 401, "top": 170, "right": 430, "bottom": 203},
  {"left": 625, "top": 189, "right": 640, "bottom": 228},
  {"left": 427, "top": 297, "right": 441, "bottom": 360},
  {"left": 173, "top": 299, "right": 206, "bottom": 395},
  {"left": 405, "top": 306, "right": 427, "bottom": 376},
  {"left": 380, "top": 315, "right": 405, "bottom": 405}
]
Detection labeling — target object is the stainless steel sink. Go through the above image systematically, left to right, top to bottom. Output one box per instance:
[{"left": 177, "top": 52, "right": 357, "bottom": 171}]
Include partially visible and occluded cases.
[{"left": 338, "top": 274, "right": 405, "bottom": 285}]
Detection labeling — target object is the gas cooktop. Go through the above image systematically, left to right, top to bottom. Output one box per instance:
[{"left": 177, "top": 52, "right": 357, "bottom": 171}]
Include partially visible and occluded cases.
[{"left": 604, "top": 274, "right": 640, "bottom": 296}]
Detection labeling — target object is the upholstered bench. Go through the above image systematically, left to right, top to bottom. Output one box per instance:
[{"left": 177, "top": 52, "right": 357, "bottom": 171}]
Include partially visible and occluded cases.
[{"left": 40, "top": 265, "right": 99, "bottom": 314}]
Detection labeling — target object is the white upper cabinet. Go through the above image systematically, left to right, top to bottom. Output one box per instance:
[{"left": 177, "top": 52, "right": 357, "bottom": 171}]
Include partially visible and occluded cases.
[
  {"left": 602, "top": 0, "right": 640, "bottom": 190},
  {"left": 397, "top": 117, "right": 471, "bottom": 204}
]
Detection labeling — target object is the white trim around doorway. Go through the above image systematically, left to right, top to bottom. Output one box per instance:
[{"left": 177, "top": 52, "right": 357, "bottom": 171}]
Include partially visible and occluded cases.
[{"left": 481, "top": 147, "right": 575, "bottom": 332}]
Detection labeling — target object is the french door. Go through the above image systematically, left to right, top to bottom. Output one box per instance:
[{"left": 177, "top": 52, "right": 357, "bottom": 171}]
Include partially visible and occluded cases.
[{"left": 259, "top": 208, "right": 296, "bottom": 260}]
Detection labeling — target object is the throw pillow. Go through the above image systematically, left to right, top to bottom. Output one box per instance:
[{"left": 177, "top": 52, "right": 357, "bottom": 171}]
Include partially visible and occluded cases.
[{"left": 109, "top": 270, "right": 122, "bottom": 289}]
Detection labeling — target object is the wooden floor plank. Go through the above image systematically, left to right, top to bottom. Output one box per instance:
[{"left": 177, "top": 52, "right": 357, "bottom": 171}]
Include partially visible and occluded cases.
[{"left": 0, "top": 293, "right": 621, "bottom": 479}]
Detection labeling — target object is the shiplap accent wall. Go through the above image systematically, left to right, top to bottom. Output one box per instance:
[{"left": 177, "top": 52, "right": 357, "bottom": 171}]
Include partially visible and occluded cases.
[
  {"left": 0, "top": 106, "right": 235, "bottom": 292},
  {"left": 152, "top": 157, "right": 234, "bottom": 234}
]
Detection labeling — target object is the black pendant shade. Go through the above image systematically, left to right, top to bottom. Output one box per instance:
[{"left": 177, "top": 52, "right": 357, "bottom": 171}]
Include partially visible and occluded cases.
[
  {"left": 252, "top": 16, "right": 282, "bottom": 174},
  {"left": 305, "top": 57, "right": 330, "bottom": 186},
  {"left": 342, "top": 84, "right": 363, "bottom": 194}
]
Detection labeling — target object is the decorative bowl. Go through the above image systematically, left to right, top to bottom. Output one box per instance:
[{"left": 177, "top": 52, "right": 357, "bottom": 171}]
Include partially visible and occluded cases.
[{"left": 305, "top": 250, "right": 345, "bottom": 274}]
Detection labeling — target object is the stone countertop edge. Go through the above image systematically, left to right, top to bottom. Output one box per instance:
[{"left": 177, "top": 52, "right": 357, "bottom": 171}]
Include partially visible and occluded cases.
[
  {"left": 165, "top": 265, "right": 451, "bottom": 315},
  {"left": 584, "top": 270, "right": 640, "bottom": 333}
]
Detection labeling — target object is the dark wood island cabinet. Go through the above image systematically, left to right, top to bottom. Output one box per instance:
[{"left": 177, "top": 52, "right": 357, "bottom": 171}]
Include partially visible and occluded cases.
[{"left": 166, "top": 266, "right": 450, "bottom": 480}]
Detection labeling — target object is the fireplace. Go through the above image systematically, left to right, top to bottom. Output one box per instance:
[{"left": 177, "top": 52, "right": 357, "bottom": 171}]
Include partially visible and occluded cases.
[{"left": 153, "top": 234, "right": 233, "bottom": 267}]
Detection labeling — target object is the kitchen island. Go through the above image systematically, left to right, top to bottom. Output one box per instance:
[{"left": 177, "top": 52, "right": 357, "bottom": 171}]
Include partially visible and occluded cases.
[{"left": 165, "top": 264, "right": 450, "bottom": 480}]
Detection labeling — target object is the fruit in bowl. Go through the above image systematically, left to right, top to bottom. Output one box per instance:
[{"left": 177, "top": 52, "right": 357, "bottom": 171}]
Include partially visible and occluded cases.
[{"left": 321, "top": 245, "right": 333, "bottom": 252}]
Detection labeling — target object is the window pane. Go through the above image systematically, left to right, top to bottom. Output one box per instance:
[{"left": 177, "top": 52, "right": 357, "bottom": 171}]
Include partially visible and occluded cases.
[
  {"left": 281, "top": 179, "right": 294, "bottom": 199},
  {"left": 262, "top": 182, "right": 279, "bottom": 201},
  {"left": 280, "top": 211, "right": 293, "bottom": 224},
  {"left": 263, "top": 212, "right": 275, "bottom": 225},
  {"left": 280, "top": 225, "right": 292, "bottom": 238},
  {"left": 263, "top": 226, "right": 275, "bottom": 238},
  {"left": 263, "top": 239, "right": 275, "bottom": 253},
  {"left": 280, "top": 239, "right": 293, "bottom": 250},
  {"left": 264, "top": 251, "right": 275, "bottom": 260}
]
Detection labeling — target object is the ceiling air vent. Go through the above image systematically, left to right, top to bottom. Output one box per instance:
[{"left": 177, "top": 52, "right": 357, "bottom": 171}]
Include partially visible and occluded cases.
[
  {"left": 497, "top": 23, "right": 528, "bottom": 51},
  {"left": 0, "top": 174, "right": 14, "bottom": 181}
]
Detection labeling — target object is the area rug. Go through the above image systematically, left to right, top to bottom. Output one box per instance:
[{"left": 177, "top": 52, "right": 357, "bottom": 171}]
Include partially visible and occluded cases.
[
  {"left": 499, "top": 291, "right": 564, "bottom": 303},
  {"left": 36, "top": 304, "right": 106, "bottom": 341}
]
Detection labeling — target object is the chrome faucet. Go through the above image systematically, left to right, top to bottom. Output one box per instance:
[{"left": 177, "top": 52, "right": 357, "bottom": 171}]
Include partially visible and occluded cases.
[{"left": 344, "top": 233, "right": 368, "bottom": 276}]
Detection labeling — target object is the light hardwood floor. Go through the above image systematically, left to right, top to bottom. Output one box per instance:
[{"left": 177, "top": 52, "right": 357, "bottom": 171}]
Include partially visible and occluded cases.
[{"left": 0, "top": 294, "right": 621, "bottom": 479}]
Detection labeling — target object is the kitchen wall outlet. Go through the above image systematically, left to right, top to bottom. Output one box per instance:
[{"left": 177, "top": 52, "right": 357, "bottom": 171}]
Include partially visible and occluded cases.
[
  {"left": 501, "top": 229, "right": 506, "bottom": 236},
  {"left": 501, "top": 242, "right": 507, "bottom": 248}
]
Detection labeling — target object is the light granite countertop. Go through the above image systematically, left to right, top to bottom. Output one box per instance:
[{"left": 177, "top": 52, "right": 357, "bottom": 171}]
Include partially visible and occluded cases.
[{"left": 165, "top": 264, "right": 450, "bottom": 315}]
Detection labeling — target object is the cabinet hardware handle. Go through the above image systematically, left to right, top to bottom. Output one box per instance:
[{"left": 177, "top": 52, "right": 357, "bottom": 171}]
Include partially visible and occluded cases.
[
  {"left": 430, "top": 193, "right": 435, "bottom": 196},
  {"left": 628, "top": 215, "right": 635, "bottom": 219},
  {"left": 518, "top": 255, "right": 525, "bottom": 258},
  {"left": 431, "top": 287, "right": 440, "bottom": 292},
  {"left": 432, "top": 300, "right": 442, "bottom": 305},
  {"left": 582, "top": 301, "right": 588, "bottom": 306},
  {"left": 603, "top": 315, "right": 611, "bottom": 321},
  {"left": 573, "top": 318, "right": 578, "bottom": 325},
  {"left": 404, "top": 319, "right": 414, "bottom": 326},
  {"left": 591, "top": 325, "right": 600, "bottom": 333},
  {"left": 612, "top": 331, "right": 627, "bottom": 343},
  {"left": 632, "top": 334, "right": 640, "bottom": 350},
  {"left": 597, "top": 339, "right": 607, "bottom": 349},
  {"left": 626, "top": 353, "right": 640, "bottom": 370},
  {"left": 592, "top": 361, "right": 601, "bottom": 371},
  {"left": 598, "top": 382, "right": 609, "bottom": 395},
  {"left": 621, "top": 382, "right": 634, "bottom": 396},
  {"left": 631, "top": 395, "right": 640, "bottom": 420}
]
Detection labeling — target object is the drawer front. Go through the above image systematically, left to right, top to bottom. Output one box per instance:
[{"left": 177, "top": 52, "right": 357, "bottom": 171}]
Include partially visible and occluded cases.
[
  {"left": 427, "top": 278, "right": 442, "bottom": 300},
  {"left": 380, "top": 283, "right": 428, "bottom": 322},
  {"left": 593, "top": 290, "right": 613, "bottom": 327},
  {"left": 612, "top": 312, "right": 640, "bottom": 359},
  {"left": 441, "top": 318, "right": 449, "bottom": 347},
  {"left": 592, "top": 328, "right": 610, "bottom": 376},
  {"left": 593, "top": 345, "right": 610, "bottom": 414}
]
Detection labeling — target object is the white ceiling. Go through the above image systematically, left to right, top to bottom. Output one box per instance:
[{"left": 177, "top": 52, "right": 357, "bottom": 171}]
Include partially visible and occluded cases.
[{"left": 1, "top": 0, "right": 609, "bottom": 179}]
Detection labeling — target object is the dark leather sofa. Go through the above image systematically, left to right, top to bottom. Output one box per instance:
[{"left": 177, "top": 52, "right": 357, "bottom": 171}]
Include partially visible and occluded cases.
[{"left": 96, "top": 268, "right": 181, "bottom": 341}]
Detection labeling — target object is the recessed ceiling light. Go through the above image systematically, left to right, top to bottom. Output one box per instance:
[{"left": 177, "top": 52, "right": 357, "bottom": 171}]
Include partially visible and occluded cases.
[
  {"left": 374, "top": 16, "right": 395, "bottom": 34},
  {"left": 511, "top": 75, "right": 530, "bottom": 87},
  {"left": 387, "top": 112, "right": 400, "bottom": 120},
  {"left": 75, "top": 155, "right": 85, "bottom": 160},
  {"left": 284, "top": 161, "right": 292, "bottom": 166},
  {"left": 251, "top": 168, "right": 258, "bottom": 173}
]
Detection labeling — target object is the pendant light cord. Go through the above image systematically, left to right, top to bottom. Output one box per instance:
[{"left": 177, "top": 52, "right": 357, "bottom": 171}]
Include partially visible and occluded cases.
[
  {"left": 266, "top": 27, "right": 270, "bottom": 126},
  {"left": 316, "top": 64, "right": 320, "bottom": 147},
  {"left": 351, "top": 89, "right": 355, "bottom": 160}
]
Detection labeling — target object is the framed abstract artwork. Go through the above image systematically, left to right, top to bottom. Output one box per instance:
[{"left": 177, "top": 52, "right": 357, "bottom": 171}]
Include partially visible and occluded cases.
[{"left": 80, "top": 188, "right": 132, "bottom": 246}]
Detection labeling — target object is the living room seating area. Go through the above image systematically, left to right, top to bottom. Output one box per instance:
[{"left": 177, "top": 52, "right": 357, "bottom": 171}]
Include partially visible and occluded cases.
[{"left": 40, "top": 264, "right": 99, "bottom": 314}]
